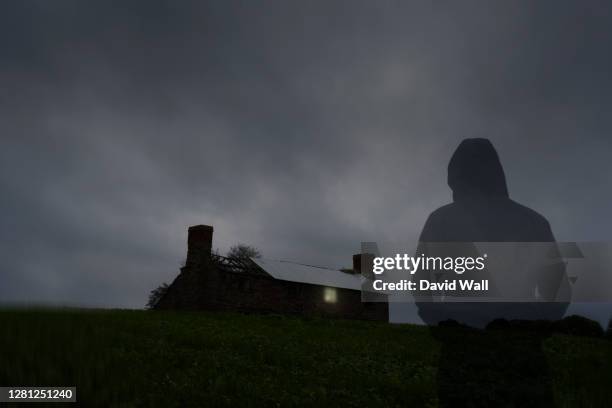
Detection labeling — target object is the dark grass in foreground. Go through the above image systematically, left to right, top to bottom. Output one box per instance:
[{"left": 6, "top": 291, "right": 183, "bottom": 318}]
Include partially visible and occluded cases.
[{"left": 1, "top": 309, "right": 611, "bottom": 407}]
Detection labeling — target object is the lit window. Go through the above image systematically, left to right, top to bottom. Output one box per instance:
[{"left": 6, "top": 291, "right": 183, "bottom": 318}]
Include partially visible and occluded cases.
[{"left": 323, "top": 287, "right": 337, "bottom": 303}]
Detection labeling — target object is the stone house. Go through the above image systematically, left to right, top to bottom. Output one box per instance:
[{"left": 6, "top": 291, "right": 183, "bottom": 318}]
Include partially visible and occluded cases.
[{"left": 155, "top": 225, "right": 388, "bottom": 321}]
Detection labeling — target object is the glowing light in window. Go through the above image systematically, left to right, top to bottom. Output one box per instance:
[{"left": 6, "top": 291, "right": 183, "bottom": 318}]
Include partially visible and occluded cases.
[{"left": 323, "top": 287, "right": 337, "bottom": 303}]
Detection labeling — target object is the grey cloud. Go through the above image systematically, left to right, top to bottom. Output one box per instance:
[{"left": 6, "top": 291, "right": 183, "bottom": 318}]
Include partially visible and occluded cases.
[{"left": 1, "top": 1, "right": 611, "bottom": 315}]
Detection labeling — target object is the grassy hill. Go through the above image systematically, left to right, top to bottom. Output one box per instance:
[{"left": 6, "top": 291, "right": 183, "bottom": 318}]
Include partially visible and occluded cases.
[{"left": 1, "top": 309, "right": 611, "bottom": 407}]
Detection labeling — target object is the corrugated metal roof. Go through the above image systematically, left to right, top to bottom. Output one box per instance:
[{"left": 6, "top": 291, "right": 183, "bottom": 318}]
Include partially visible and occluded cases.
[{"left": 251, "top": 258, "right": 365, "bottom": 291}]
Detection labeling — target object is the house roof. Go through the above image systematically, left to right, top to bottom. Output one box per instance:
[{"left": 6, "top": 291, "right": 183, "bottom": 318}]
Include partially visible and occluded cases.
[
  {"left": 211, "top": 254, "right": 269, "bottom": 277},
  {"left": 251, "top": 257, "right": 367, "bottom": 291}
]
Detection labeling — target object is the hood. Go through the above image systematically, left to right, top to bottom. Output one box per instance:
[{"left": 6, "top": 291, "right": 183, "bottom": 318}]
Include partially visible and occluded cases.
[{"left": 448, "top": 138, "right": 509, "bottom": 200}]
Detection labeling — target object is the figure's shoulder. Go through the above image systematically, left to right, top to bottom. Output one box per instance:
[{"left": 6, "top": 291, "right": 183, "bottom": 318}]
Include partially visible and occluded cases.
[
  {"left": 420, "top": 198, "right": 555, "bottom": 242},
  {"left": 505, "top": 199, "right": 551, "bottom": 227},
  {"left": 419, "top": 203, "right": 456, "bottom": 241},
  {"left": 421, "top": 203, "right": 464, "bottom": 233},
  {"left": 426, "top": 203, "right": 457, "bottom": 221}
]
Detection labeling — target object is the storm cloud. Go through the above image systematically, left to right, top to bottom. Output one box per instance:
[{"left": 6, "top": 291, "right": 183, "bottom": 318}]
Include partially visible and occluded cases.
[{"left": 1, "top": 1, "right": 612, "bottom": 317}]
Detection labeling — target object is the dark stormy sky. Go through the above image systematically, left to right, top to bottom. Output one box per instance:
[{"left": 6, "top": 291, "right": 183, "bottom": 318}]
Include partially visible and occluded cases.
[{"left": 2, "top": 1, "right": 612, "bottom": 320}]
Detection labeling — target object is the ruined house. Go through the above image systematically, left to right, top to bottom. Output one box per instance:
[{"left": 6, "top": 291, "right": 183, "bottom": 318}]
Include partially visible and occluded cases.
[{"left": 155, "top": 225, "right": 388, "bottom": 321}]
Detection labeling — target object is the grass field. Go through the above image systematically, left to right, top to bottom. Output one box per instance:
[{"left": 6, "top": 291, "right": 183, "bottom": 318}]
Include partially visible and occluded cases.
[{"left": 1, "top": 309, "right": 611, "bottom": 407}]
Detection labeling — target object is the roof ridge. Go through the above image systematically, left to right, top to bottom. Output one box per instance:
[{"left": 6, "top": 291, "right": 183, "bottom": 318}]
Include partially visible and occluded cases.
[{"left": 255, "top": 257, "right": 341, "bottom": 272}]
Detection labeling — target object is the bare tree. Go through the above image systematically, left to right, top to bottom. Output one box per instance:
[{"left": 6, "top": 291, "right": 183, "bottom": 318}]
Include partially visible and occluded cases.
[
  {"left": 226, "top": 244, "right": 261, "bottom": 261},
  {"left": 146, "top": 282, "right": 169, "bottom": 309}
]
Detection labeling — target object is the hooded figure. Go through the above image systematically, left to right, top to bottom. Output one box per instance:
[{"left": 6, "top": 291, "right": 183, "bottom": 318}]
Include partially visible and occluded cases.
[
  {"left": 416, "top": 138, "right": 569, "bottom": 407},
  {"left": 416, "top": 138, "right": 570, "bottom": 327},
  {"left": 421, "top": 138, "right": 555, "bottom": 243}
]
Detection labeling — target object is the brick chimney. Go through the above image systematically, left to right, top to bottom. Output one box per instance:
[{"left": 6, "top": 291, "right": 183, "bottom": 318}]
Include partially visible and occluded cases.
[
  {"left": 185, "top": 225, "right": 214, "bottom": 268},
  {"left": 353, "top": 253, "right": 375, "bottom": 279}
]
